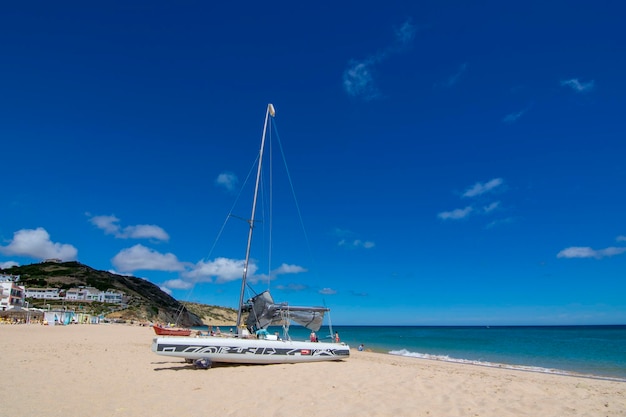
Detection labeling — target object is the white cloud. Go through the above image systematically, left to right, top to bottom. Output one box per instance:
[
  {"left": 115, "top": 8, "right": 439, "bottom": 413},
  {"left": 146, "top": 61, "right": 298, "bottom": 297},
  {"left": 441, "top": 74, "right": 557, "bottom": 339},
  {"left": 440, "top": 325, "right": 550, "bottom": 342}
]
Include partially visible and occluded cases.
[
  {"left": 343, "top": 19, "right": 416, "bottom": 100},
  {"left": 560, "top": 78, "right": 595, "bottom": 93},
  {"left": 215, "top": 172, "right": 239, "bottom": 192},
  {"left": 463, "top": 178, "right": 504, "bottom": 198},
  {"left": 438, "top": 179, "right": 505, "bottom": 221},
  {"left": 437, "top": 206, "right": 473, "bottom": 220},
  {"left": 88, "top": 214, "right": 169, "bottom": 241},
  {"left": 89, "top": 215, "right": 120, "bottom": 235},
  {"left": 123, "top": 225, "right": 169, "bottom": 240},
  {"left": 0, "top": 228, "right": 77, "bottom": 261},
  {"left": 334, "top": 229, "right": 375, "bottom": 249},
  {"left": 616, "top": 235, "right": 626, "bottom": 242},
  {"left": 338, "top": 239, "right": 376, "bottom": 249},
  {"left": 111, "top": 244, "right": 184, "bottom": 273},
  {"left": 557, "top": 246, "right": 626, "bottom": 259},
  {"left": 184, "top": 257, "right": 251, "bottom": 284},
  {"left": 181, "top": 258, "right": 307, "bottom": 286},
  {"left": 0, "top": 261, "right": 19, "bottom": 269},
  {"left": 272, "top": 263, "right": 307, "bottom": 276},
  {"left": 106, "top": 269, "right": 133, "bottom": 277},
  {"left": 162, "top": 278, "right": 193, "bottom": 290},
  {"left": 319, "top": 287, "right": 337, "bottom": 295}
]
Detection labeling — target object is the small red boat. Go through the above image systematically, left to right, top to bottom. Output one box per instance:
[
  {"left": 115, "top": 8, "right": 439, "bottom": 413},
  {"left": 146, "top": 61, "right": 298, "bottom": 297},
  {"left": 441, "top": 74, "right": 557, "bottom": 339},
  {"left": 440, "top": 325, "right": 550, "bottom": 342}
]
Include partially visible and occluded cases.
[{"left": 153, "top": 323, "right": 192, "bottom": 336}]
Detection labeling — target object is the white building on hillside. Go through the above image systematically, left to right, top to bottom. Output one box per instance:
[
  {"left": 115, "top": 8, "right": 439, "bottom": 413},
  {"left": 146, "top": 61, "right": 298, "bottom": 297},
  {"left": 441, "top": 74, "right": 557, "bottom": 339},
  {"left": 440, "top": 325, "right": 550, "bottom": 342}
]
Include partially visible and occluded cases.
[
  {"left": 0, "top": 274, "right": 25, "bottom": 311},
  {"left": 65, "top": 287, "right": 125, "bottom": 304},
  {"left": 25, "top": 288, "right": 63, "bottom": 300}
]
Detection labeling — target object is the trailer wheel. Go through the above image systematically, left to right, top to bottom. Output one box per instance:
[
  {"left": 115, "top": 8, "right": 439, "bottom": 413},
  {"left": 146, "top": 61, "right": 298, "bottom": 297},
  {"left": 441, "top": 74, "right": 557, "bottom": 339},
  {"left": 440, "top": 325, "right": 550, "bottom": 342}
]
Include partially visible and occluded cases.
[{"left": 194, "top": 358, "right": 212, "bottom": 369}]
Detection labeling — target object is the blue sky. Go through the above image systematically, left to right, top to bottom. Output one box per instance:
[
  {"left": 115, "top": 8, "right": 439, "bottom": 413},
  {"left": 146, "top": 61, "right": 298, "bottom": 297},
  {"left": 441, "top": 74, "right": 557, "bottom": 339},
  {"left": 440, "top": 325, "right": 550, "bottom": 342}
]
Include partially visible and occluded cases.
[{"left": 1, "top": 1, "right": 625, "bottom": 325}]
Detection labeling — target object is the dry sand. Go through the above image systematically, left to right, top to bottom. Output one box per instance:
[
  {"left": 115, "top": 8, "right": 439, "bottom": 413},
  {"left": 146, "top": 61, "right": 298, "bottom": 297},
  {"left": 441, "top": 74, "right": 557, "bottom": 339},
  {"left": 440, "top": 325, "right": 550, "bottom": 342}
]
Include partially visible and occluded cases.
[{"left": 1, "top": 324, "right": 624, "bottom": 417}]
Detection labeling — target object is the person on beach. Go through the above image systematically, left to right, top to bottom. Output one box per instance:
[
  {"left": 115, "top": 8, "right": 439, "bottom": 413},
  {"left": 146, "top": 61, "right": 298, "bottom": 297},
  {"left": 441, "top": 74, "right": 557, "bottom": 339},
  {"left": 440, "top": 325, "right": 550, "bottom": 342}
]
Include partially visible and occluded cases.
[
  {"left": 310, "top": 331, "right": 318, "bottom": 342},
  {"left": 334, "top": 332, "right": 340, "bottom": 343},
  {"left": 358, "top": 344, "right": 364, "bottom": 351}
]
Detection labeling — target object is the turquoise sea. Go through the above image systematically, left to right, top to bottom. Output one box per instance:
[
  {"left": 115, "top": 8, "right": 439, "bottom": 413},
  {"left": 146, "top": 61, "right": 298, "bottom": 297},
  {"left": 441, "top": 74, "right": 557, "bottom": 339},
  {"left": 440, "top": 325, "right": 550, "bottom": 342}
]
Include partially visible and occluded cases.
[{"left": 278, "top": 325, "right": 626, "bottom": 381}]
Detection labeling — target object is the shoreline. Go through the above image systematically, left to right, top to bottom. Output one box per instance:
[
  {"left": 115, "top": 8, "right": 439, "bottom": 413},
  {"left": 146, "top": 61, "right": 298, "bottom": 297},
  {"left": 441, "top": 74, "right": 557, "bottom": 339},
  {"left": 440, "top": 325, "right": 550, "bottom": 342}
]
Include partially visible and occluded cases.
[
  {"left": 3, "top": 324, "right": 625, "bottom": 417},
  {"left": 331, "top": 324, "right": 626, "bottom": 382},
  {"left": 386, "top": 349, "right": 626, "bottom": 384}
]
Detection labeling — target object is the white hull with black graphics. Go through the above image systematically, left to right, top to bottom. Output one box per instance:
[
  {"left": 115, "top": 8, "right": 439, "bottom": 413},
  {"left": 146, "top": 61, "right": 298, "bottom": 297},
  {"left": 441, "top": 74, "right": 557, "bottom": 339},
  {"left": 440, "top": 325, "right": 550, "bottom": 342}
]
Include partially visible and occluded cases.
[{"left": 152, "top": 335, "right": 349, "bottom": 365}]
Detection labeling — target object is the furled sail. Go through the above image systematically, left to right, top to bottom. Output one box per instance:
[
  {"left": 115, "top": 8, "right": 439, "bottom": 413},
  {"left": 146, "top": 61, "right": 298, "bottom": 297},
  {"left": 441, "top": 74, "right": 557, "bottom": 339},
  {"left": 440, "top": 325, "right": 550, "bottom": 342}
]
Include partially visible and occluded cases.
[{"left": 244, "top": 290, "right": 329, "bottom": 332}]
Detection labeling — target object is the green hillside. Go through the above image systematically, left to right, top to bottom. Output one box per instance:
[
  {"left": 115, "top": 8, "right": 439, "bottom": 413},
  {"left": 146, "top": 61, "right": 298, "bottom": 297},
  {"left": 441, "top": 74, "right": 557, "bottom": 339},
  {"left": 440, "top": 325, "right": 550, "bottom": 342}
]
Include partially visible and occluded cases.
[{"left": 1, "top": 261, "right": 234, "bottom": 326}]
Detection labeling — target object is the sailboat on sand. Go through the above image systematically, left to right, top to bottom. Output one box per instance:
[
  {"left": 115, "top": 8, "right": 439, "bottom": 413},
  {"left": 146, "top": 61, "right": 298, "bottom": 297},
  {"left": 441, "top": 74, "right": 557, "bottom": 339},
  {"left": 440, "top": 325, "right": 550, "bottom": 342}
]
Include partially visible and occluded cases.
[
  {"left": 151, "top": 104, "right": 350, "bottom": 367},
  {"left": 153, "top": 305, "right": 192, "bottom": 336}
]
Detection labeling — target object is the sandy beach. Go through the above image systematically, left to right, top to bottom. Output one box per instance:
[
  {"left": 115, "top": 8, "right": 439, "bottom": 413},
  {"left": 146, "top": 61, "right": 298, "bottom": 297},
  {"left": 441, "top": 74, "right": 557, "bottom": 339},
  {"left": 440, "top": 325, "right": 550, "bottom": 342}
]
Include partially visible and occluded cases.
[{"left": 1, "top": 324, "right": 624, "bottom": 417}]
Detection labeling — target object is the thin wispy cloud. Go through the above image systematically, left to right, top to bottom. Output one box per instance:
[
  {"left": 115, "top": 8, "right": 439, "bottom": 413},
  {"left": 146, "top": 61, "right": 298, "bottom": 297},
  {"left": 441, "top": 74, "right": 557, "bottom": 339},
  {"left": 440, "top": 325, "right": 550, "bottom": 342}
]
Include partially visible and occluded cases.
[
  {"left": 343, "top": 18, "right": 417, "bottom": 100},
  {"left": 394, "top": 19, "right": 417, "bottom": 44},
  {"left": 343, "top": 60, "right": 379, "bottom": 100},
  {"left": 446, "top": 62, "right": 468, "bottom": 87},
  {"left": 560, "top": 78, "right": 595, "bottom": 93},
  {"left": 503, "top": 108, "right": 527, "bottom": 123},
  {"left": 215, "top": 172, "right": 239, "bottom": 192},
  {"left": 438, "top": 178, "right": 505, "bottom": 222},
  {"left": 463, "top": 178, "right": 504, "bottom": 198},
  {"left": 483, "top": 201, "right": 500, "bottom": 213},
  {"left": 437, "top": 206, "right": 473, "bottom": 220},
  {"left": 88, "top": 214, "right": 169, "bottom": 241},
  {"left": 486, "top": 217, "right": 515, "bottom": 229},
  {"left": 0, "top": 227, "right": 77, "bottom": 261},
  {"left": 333, "top": 228, "right": 375, "bottom": 249},
  {"left": 616, "top": 235, "right": 626, "bottom": 242},
  {"left": 338, "top": 239, "right": 376, "bottom": 249},
  {"left": 557, "top": 246, "right": 626, "bottom": 259},
  {"left": 275, "top": 283, "right": 308, "bottom": 293},
  {"left": 319, "top": 287, "right": 337, "bottom": 295}
]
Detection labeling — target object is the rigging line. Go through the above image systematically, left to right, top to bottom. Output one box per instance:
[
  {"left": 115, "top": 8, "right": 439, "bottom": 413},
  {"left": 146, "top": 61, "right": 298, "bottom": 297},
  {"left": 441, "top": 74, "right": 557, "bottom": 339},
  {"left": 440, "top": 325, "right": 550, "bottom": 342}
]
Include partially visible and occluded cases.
[
  {"left": 271, "top": 118, "right": 317, "bottom": 269},
  {"left": 203, "top": 152, "right": 260, "bottom": 262},
  {"left": 166, "top": 154, "right": 259, "bottom": 306},
  {"left": 323, "top": 298, "right": 334, "bottom": 339}
]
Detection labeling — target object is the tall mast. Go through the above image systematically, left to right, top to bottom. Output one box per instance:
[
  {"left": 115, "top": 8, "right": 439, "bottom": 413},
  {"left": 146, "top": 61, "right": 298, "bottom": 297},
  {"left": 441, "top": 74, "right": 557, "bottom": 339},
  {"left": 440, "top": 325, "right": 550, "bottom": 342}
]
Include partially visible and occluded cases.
[{"left": 236, "top": 103, "right": 276, "bottom": 331}]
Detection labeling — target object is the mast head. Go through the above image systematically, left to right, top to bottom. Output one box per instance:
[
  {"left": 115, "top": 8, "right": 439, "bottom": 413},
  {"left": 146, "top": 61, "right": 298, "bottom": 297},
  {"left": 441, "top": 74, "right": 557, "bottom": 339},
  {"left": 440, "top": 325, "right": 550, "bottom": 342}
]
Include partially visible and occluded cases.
[{"left": 268, "top": 103, "right": 276, "bottom": 117}]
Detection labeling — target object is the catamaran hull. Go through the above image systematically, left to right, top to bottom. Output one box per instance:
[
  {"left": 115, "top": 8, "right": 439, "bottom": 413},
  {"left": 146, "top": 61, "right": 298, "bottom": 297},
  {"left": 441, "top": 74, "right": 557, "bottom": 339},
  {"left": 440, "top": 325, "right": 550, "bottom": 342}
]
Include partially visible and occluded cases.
[{"left": 152, "top": 336, "right": 350, "bottom": 364}]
